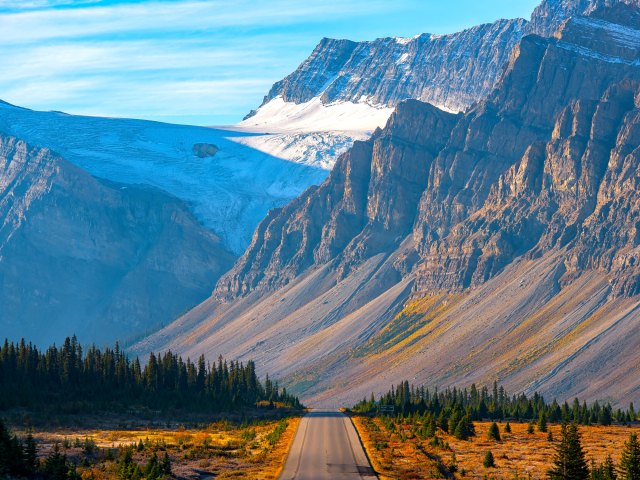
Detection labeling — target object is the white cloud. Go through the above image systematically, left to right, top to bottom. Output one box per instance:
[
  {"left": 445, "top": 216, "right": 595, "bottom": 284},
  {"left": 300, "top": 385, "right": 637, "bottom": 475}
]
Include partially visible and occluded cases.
[{"left": 0, "top": 0, "right": 389, "bottom": 124}]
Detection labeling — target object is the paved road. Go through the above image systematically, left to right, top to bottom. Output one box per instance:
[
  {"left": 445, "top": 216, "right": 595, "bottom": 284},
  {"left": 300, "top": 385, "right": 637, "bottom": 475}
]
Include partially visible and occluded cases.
[{"left": 280, "top": 410, "right": 377, "bottom": 480}]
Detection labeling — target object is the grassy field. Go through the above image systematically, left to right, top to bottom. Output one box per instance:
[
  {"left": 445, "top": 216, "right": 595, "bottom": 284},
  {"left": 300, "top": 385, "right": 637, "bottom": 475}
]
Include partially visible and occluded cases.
[
  {"left": 9, "top": 413, "right": 301, "bottom": 480},
  {"left": 351, "top": 415, "right": 639, "bottom": 479}
]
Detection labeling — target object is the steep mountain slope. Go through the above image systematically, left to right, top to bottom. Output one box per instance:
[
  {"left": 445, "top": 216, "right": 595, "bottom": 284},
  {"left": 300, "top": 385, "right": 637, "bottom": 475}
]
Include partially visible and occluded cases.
[
  {"left": 136, "top": 5, "right": 640, "bottom": 407},
  {"left": 0, "top": 102, "right": 326, "bottom": 254},
  {"left": 0, "top": 133, "right": 235, "bottom": 346}
]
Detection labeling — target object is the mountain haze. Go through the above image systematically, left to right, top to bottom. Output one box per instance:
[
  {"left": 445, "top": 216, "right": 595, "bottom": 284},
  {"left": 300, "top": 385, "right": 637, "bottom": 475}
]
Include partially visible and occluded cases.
[{"left": 0, "top": 133, "right": 235, "bottom": 345}]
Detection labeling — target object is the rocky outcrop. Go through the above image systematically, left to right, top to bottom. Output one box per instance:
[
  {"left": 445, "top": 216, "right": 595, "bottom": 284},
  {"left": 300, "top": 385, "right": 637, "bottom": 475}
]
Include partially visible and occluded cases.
[
  {"left": 527, "top": 0, "right": 640, "bottom": 36},
  {"left": 258, "top": 20, "right": 526, "bottom": 114},
  {"left": 215, "top": 101, "right": 459, "bottom": 300},
  {"left": 0, "top": 134, "right": 235, "bottom": 345},
  {"left": 192, "top": 143, "right": 219, "bottom": 158}
]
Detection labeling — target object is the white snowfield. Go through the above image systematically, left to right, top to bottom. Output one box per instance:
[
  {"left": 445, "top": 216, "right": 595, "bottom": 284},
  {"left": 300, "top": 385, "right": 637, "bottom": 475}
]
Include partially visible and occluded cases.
[
  {"left": 228, "top": 96, "right": 395, "bottom": 170},
  {"left": 237, "top": 96, "right": 395, "bottom": 134},
  {"left": 0, "top": 101, "right": 327, "bottom": 254}
]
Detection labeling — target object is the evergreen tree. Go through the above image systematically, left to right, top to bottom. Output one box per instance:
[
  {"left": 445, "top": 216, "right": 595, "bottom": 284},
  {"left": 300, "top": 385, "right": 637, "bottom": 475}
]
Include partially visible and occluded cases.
[
  {"left": 539, "top": 412, "right": 548, "bottom": 432},
  {"left": 454, "top": 415, "right": 475, "bottom": 440},
  {"left": 505, "top": 421, "right": 512, "bottom": 434},
  {"left": 488, "top": 422, "right": 501, "bottom": 441},
  {"left": 548, "top": 423, "right": 589, "bottom": 480},
  {"left": 25, "top": 433, "right": 37, "bottom": 472},
  {"left": 619, "top": 433, "right": 640, "bottom": 480},
  {"left": 43, "top": 445, "right": 71, "bottom": 480},
  {"left": 483, "top": 450, "right": 495, "bottom": 468},
  {"left": 145, "top": 452, "right": 161, "bottom": 480},
  {"left": 161, "top": 452, "right": 172, "bottom": 475},
  {"left": 591, "top": 455, "right": 616, "bottom": 480}
]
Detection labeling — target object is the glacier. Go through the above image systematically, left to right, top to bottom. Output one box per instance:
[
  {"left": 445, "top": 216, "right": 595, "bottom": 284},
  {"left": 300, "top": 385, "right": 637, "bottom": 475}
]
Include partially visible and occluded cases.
[{"left": 0, "top": 101, "right": 327, "bottom": 254}]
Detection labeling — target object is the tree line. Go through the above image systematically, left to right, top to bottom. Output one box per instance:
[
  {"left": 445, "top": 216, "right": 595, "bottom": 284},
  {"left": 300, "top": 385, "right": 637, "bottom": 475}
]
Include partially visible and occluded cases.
[
  {"left": 0, "top": 336, "right": 301, "bottom": 413},
  {"left": 353, "top": 380, "right": 636, "bottom": 427}
]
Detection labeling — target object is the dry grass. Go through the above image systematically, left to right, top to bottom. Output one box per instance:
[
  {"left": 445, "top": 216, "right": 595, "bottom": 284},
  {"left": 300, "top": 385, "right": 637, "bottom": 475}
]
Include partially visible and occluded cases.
[
  {"left": 13, "top": 416, "right": 302, "bottom": 480},
  {"left": 352, "top": 416, "right": 640, "bottom": 479}
]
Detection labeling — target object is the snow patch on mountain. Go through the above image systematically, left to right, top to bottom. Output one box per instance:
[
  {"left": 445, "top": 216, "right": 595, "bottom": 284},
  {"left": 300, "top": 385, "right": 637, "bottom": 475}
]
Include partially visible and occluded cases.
[
  {"left": 228, "top": 96, "right": 394, "bottom": 170},
  {"left": 237, "top": 96, "right": 394, "bottom": 134}
]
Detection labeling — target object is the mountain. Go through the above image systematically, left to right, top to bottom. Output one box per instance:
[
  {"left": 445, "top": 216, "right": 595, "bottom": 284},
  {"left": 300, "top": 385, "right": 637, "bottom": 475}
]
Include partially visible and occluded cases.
[
  {"left": 239, "top": 0, "right": 640, "bottom": 173},
  {"left": 136, "top": 4, "right": 640, "bottom": 407},
  {"left": 0, "top": 133, "right": 235, "bottom": 346}
]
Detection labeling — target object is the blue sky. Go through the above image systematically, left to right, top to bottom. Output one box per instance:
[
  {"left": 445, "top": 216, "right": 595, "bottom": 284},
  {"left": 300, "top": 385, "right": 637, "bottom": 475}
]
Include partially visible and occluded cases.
[{"left": 0, "top": 0, "right": 541, "bottom": 125}]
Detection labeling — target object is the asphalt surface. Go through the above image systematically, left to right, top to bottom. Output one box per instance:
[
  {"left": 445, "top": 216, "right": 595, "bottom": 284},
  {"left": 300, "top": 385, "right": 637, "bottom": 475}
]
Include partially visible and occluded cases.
[{"left": 279, "top": 410, "right": 377, "bottom": 480}]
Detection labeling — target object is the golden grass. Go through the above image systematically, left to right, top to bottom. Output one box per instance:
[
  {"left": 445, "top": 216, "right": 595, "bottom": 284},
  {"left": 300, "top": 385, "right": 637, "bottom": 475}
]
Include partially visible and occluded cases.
[
  {"left": 19, "top": 415, "right": 302, "bottom": 480},
  {"left": 352, "top": 416, "right": 640, "bottom": 479}
]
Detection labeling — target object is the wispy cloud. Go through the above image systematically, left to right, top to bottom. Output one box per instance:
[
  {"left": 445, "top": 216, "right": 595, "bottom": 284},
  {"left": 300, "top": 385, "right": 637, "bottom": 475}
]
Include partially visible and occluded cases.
[
  {"left": 0, "top": 0, "right": 540, "bottom": 125},
  {"left": 0, "top": 0, "right": 395, "bottom": 124}
]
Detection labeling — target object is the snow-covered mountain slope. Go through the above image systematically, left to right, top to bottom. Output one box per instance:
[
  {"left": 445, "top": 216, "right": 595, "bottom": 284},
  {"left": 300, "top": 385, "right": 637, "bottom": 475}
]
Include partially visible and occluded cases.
[
  {"left": 255, "top": 20, "right": 526, "bottom": 115},
  {"left": 232, "top": 96, "right": 394, "bottom": 170},
  {"left": 0, "top": 101, "right": 327, "bottom": 254}
]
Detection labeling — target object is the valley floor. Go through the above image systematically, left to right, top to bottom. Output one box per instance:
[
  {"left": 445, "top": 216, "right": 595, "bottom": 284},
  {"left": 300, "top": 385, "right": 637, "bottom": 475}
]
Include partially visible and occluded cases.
[
  {"left": 7, "top": 413, "right": 301, "bottom": 480},
  {"left": 351, "top": 415, "right": 639, "bottom": 479}
]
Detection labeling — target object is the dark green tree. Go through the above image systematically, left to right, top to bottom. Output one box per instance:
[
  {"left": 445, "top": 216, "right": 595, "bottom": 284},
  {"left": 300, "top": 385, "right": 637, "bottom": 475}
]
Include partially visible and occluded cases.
[
  {"left": 539, "top": 412, "right": 548, "bottom": 432},
  {"left": 454, "top": 415, "right": 475, "bottom": 441},
  {"left": 504, "top": 421, "right": 512, "bottom": 434},
  {"left": 488, "top": 422, "right": 501, "bottom": 441},
  {"left": 547, "top": 423, "right": 589, "bottom": 480},
  {"left": 25, "top": 433, "right": 37, "bottom": 472},
  {"left": 619, "top": 433, "right": 640, "bottom": 480},
  {"left": 483, "top": 450, "right": 495, "bottom": 468},
  {"left": 161, "top": 452, "right": 172, "bottom": 475},
  {"left": 591, "top": 455, "right": 616, "bottom": 480}
]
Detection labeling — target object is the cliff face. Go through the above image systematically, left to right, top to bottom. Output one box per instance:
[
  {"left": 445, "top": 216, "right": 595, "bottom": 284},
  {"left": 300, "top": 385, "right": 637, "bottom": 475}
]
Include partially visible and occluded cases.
[
  {"left": 527, "top": 0, "right": 640, "bottom": 36},
  {"left": 138, "top": 5, "right": 640, "bottom": 407},
  {"left": 261, "top": 19, "right": 526, "bottom": 114},
  {"left": 0, "top": 134, "right": 235, "bottom": 345}
]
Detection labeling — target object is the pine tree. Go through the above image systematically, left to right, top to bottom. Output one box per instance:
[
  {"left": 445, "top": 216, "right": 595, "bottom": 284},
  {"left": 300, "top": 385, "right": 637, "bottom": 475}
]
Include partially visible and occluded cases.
[
  {"left": 539, "top": 412, "right": 548, "bottom": 432},
  {"left": 454, "top": 415, "right": 475, "bottom": 440},
  {"left": 505, "top": 421, "right": 512, "bottom": 434},
  {"left": 488, "top": 422, "right": 501, "bottom": 441},
  {"left": 547, "top": 423, "right": 589, "bottom": 480},
  {"left": 25, "top": 433, "right": 37, "bottom": 472},
  {"left": 619, "top": 433, "right": 640, "bottom": 480},
  {"left": 484, "top": 450, "right": 495, "bottom": 468},
  {"left": 161, "top": 451, "right": 172, "bottom": 475},
  {"left": 145, "top": 452, "right": 162, "bottom": 480}
]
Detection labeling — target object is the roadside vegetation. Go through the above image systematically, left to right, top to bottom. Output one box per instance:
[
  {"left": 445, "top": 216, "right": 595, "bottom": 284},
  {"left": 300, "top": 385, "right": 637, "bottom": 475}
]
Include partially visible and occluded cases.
[
  {"left": 0, "top": 336, "right": 305, "bottom": 479},
  {"left": 349, "top": 381, "right": 639, "bottom": 479},
  {"left": 0, "top": 415, "right": 301, "bottom": 479}
]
